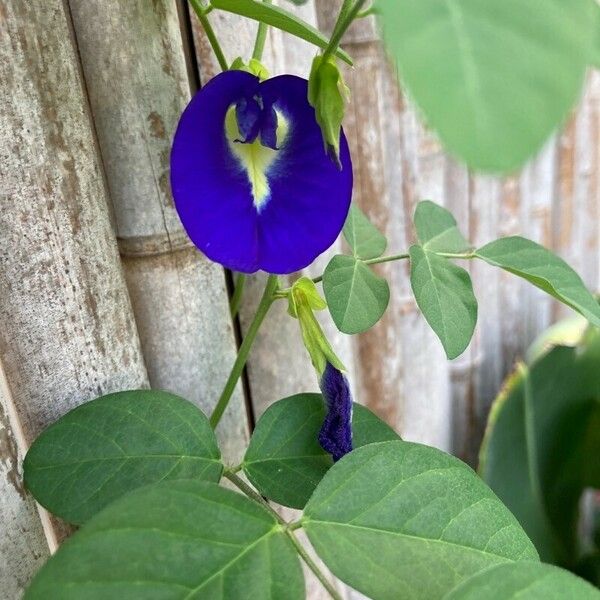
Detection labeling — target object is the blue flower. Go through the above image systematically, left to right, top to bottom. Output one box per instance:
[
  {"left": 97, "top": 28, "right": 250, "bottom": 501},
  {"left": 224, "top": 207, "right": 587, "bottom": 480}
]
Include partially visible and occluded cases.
[
  {"left": 170, "top": 70, "right": 353, "bottom": 274},
  {"left": 319, "top": 361, "right": 353, "bottom": 461}
]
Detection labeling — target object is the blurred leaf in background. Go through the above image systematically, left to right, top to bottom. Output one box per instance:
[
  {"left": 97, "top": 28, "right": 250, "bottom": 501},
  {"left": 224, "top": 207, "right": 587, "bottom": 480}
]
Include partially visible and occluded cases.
[
  {"left": 377, "top": 0, "right": 596, "bottom": 173},
  {"left": 480, "top": 321, "right": 600, "bottom": 585}
]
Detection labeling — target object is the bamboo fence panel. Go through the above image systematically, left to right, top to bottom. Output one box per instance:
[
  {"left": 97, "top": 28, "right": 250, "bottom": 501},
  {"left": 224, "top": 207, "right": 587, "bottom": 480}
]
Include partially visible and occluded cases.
[
  {"left": 0, "top": 0, "right": 148, "bottom": 592},
  {"left": 66, "top": 0, "right": 249, "bottom": 464},
  {"left": 0, "top": 359, "right": 49, "bottom": 599}
]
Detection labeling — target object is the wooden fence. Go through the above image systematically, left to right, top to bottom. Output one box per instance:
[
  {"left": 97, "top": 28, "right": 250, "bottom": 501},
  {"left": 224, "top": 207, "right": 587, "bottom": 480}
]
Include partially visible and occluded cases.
[{"left": 1, "top": 1, "right": 598, "bottom": 597}]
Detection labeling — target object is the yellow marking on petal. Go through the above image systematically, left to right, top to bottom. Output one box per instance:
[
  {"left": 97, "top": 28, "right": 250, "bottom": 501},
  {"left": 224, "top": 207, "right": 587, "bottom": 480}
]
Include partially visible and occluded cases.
[{"left": 225, "top": 106, "right": 289, "bottom": 211}]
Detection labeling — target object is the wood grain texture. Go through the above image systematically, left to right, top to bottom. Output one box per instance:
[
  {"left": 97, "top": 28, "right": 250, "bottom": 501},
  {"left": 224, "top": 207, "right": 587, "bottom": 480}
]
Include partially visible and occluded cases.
[
  {"left": 0, "top": 0, "right": 149, "bottom": 591},
  {"left": 0, "top": 0, "right": 147, "bottom": 445},
  {"left": 67, "top": 0, "right": 249, "bottom": 463},
  {"left": 316, "top": 1, "right": 452, "bottom": 451},
  {"left": 316, "top": 2, "right": 600, "bottom": 465}
]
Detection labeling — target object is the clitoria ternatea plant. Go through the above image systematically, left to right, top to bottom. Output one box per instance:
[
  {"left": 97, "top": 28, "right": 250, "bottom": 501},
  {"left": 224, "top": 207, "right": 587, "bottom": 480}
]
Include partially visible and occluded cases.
[{"left": 22, "top": 1, "right": 600, "bottom": 598}]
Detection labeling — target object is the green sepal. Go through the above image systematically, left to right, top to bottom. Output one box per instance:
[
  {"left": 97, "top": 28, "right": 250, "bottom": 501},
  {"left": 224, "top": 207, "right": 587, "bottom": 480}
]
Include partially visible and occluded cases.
[
  {"left": 308, "top": 55, "right": 349, "bottom": 168},
  {"left": 230, "top": 56, "right": 270, "bottom": 80},
  {"left": 287, "top": 277, "right": 327, "bottom": 317},
  {"left": 288, "top": 277, "right": 345, "bottom": 376}
]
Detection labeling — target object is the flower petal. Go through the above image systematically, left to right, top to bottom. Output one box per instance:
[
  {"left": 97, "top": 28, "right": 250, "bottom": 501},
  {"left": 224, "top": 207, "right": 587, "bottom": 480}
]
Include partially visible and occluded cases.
[{"left": 170, "top": 71, "right": 352, "bottom": 274}]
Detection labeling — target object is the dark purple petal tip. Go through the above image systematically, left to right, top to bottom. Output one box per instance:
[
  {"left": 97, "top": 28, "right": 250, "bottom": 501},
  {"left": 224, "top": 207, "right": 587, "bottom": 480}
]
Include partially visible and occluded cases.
[
  {"left": 170, "top": 71, "right": 353, "bottom": 274},
  {"left": 319, "top": 362, "right": 353, "bottom": 462}
]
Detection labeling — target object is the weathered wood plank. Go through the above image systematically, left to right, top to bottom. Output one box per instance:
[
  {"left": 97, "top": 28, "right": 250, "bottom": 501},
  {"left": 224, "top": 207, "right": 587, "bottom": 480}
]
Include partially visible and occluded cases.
[
  {"left": 0, "top": 0, "right": 150, "bottom": 590},
  {"left": 0, "top": 0, "right": 147, "bottom": 449},
  {"left": 67, "top": 0, "right": 249, "bottom": 463},
  {"left": 316, "top": 2, "right": 452, "bottom": 451},
  {"left": 315, "top": 4, "right": 600, "bottom": 465},
  {"left": 554, "top": 72, "right": 600, "bottom": 302},
  {"left": 0, "top": 360, "right": 50, "bottom": 598}
]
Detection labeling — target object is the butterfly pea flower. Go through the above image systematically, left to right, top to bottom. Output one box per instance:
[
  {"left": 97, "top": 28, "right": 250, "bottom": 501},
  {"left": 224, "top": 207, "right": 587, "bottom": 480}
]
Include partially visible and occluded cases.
[
  {"left": 170, "top": 70, "right": 353, "bottom": 274},
  {"left": 289, "top": 278, "right": 353, "bottom": 461}
]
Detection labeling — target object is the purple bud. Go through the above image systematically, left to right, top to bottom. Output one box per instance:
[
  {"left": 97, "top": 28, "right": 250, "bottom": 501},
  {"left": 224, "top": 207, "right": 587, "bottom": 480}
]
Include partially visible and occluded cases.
[{"left": 319, "top": 362, "right": 353, "bottom": 461}]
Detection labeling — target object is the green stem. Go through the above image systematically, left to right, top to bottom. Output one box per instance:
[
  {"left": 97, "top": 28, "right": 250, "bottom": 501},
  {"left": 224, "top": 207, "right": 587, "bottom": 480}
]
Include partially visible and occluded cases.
[
  {"left": 189, "top": 0, "right": 229, "bottom": 72},
  {"left": 252, "top": 0, "right": 273, "bottom": 61},
  {"left": 321, "top": 0, "right": 368, "bottom": 63},
  {"left": 329, "top": 0, "right": 353, "bottom": 42},
  {"left": 356, "top": 6, "right": 376, "bottom": 19},
  {"left": 274, "top": 250, "right": 477, "bottom": 298},
  {"left": 275, "top": 251, "right": 411, "bottom": 296},
  {"left": 438, "top": 251, "right": 476, "bottom": 259},
  {"left": 364, "top": 252, "right": 410, "bottom": 266},
  {"left": 230, "top": 273, "right": 246, "bottom": 319},
  {"left": 210, "top": 275, "right": 279, "bottom": 428},
  {"left": 223, "top": 471, "right": 285, "bottom": 524},
  {"left": 225, "top": 472, "right": 342, "bottom": 600},
  {"left": 285, "top": 530, "right": 343, "bottom": 600}
]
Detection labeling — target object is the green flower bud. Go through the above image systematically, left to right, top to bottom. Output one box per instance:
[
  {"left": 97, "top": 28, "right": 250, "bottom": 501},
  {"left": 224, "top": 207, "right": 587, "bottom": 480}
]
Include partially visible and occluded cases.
[
  {"left": 308, "top": 55, "right": 349, "bottom": 168},
  {"left": 288, "top": 277, "right": 345, "bottom": 376}
]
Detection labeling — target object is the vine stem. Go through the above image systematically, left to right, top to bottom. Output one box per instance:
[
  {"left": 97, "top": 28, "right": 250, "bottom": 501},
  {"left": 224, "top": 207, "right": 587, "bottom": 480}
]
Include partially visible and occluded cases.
[
  {"left": 189, "top": 0, "right": 229, "bottom": 72},
  {"left": 252, "top": 0, "right": 273, "bottom": 61},
  {"left": 321, "top": 0, "right": 368, "bottom": 64},
  {"left": 274, "top": 249, "right": 477, "bottom": 296},
  {"left": 364, "top": 252, "right": 410, "bottom": 266},
  {"left": 210, "top": 275, "right": 279, "bottom": 428},
  {"left": 223, "top": 471, "right": 285, "bottom": 523},
  {"left": 224, "top": 471, "right": 343, "bottom": 600},
  {"left": 285, "top": 530, "right": 343, "bottom": 600}
]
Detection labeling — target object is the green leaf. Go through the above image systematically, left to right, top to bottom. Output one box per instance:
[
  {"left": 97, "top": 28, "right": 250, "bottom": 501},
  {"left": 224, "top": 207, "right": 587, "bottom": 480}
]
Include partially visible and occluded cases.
[
  {"left": 211, "top": 0, "right": 352, "bottom": 65},
  {"left": 377, "top": 0, "right": 595, "bottom": 172},
  {"left": 592, "top": 0, "right": 600, "bottom": 68},
  {"left": 414, "top": 201, "right": 471, "bottom": 254},
  {"left": 343, "top": 203, "right": 387, "bottom": 260},
  {"left": 476, "top": 236, "right": 600, "bottom": 327},
  {"left": 409, "top": 245, "right": 477, "bottom": 359},
  {"left": 323, "top": 255, "right": 390, "bottom": 335},
  {"left": 479, "top": 332, "right": 600, "bottom": 564},
  {"left": 24, "top": 390, "right": 222, "bottom": 525},
  {"left": 243, "top": 393, "right": 399, "bottom": 509},
  {"left": 304, "top": 440, "right": 538, "bottom": 600},
  {"left": 25, "top": 480, "right": 304, "bottom": 599},
  {"left": 443, "top": 562, "right": 600, "bottom": 600}
]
